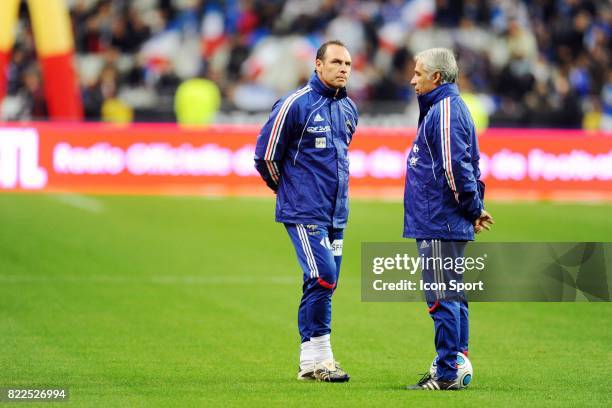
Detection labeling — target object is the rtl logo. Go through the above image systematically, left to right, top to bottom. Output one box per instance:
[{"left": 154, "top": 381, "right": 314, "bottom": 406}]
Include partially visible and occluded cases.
[{"left": 0, "top": 128, "right": 47, "bottom": 189}]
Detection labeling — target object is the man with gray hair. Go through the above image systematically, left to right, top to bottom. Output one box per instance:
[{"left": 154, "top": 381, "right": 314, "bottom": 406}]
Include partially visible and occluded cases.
[{"left": 403, "top": 48, "right": 493, "bottom": 390}]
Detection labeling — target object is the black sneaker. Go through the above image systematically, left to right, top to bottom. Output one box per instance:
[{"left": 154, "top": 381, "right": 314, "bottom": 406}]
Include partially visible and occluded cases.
[
  {"left": 313, "top": 360, "right": 350, "bottom": 383},
  {"left": 406, "top": 373, "right": 459, "bottom": 390}
]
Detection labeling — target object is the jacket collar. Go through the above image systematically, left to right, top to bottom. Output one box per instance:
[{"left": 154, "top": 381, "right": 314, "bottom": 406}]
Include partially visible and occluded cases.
[
  {"left": 308, "top": 73, "right": 348, "bottom": 99},
  {"left": 417, "top": 83, "right": 459, "bottom": 125}
]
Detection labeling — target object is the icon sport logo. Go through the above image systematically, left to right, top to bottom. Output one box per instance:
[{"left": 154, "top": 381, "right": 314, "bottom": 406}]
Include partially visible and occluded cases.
[{"left": 314, "top": 113, "right": 325, "bottom": 122}]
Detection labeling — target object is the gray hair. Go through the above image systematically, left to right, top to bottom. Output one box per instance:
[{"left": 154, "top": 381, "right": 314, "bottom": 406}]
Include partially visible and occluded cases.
[{"left": 415, "top": 48, "right": 458, "bottom": 84}]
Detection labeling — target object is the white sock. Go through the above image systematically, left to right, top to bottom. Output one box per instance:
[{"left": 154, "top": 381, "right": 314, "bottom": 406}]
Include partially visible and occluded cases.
[
  {"left": 311, "top": 334, "right": 334, "bottom": 364},
  {"left": 299, "top": 341, "right": 315, "bottom": 371}
]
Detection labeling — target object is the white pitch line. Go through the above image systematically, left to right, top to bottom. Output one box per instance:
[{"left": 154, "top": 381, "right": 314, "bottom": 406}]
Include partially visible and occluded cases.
[
  {"left": 50, "top": 194, "right": 105, "bottom": 213},
  {"left": 0, "top": 274, "right": 298, "bottom": 285},
  {"left": 0, "top": 274, "right": 360, "bottom": 286}
]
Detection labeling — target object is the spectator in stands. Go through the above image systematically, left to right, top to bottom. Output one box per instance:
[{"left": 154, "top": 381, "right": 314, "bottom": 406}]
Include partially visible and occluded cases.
[
  {"left": 10, "top": 67, "right": 47, "bottom": 121},
  {"left": 601, "top": 70, "right": 612, "bottom": 131}
]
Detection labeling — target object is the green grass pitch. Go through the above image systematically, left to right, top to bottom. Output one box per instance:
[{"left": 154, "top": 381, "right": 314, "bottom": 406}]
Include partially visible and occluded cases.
[{"left": 0, "top": 194, "right": 611, "bottom": 407}]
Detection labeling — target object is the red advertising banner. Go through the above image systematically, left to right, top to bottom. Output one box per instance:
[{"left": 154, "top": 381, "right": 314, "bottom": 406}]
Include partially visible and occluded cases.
[{"left": 0, "top": 123, "right": 610, "bottom": 201}]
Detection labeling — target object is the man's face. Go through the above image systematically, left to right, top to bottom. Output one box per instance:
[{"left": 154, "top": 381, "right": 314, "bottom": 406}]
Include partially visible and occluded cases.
[
  {"left": 316, "top": 44, "right": 352, "bottom": 89},
  {"left": 410, "top": 59, "right": 439, "bottom": 96}
]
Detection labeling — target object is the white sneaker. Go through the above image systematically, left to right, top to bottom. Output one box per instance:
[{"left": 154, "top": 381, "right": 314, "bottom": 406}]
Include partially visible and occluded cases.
[{"left": 297, "top": 367, "right": 316, "bottom": 381}]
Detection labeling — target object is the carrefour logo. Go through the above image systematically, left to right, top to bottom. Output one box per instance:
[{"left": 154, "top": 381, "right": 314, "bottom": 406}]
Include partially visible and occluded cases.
[{"left": 0, "top": 128, "right": 47, "bottom": 189}]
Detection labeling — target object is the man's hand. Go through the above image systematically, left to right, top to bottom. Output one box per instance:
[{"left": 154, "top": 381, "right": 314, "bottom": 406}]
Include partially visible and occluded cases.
[{"left": 474, "top": 209, "right": 494, "bottom": 234}]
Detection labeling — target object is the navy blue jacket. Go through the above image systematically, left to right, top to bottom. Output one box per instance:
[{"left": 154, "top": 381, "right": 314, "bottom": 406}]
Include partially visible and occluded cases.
[
  {"left": 254, "top": 73, "right": 359, "bottom": 229},
  {"left": 403, "top": 83, "right": 485, "bottom": 241}
]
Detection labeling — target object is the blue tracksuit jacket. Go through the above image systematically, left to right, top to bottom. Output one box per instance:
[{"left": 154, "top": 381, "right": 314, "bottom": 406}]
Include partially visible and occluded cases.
[
  {"left": 254, "top": 73, "right": 359, "bottom": 229},
  {"left": 403, "top": 83, "right": 485, "bottom": 241}
]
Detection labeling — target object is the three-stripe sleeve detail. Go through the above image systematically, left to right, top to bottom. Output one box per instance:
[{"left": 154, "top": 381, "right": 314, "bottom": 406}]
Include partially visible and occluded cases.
[
  {"left": 262, "top": 86, "right": 310, "bottom": 184},
  {"left": 264, "top": 86, "right": 311, "bottom": 161},
  {"left": 440, "top": 97, "right": 459, "bottom": 202}
]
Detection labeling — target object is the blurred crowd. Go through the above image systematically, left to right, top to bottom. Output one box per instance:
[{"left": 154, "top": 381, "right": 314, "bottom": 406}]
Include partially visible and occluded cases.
[{"left": 1, "top": 0, "right": 611, "bottom": 129}]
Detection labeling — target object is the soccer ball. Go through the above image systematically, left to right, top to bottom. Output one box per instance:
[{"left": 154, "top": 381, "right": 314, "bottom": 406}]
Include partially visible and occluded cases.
[{"left": 429, "top": 352, "right": 473, "bottom": 388}]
